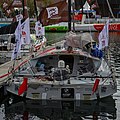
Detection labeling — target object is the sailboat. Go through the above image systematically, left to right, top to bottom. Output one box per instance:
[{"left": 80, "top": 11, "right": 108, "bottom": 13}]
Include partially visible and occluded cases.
[{"left": 5, "top": 0, "right": 117, "bottom": 100}]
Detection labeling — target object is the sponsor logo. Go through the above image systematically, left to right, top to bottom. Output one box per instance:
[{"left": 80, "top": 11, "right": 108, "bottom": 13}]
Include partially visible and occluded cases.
[
  {"left": 46, "top": 7, "right": 58, "bottom": 18},
  {"left": 94, "top": 24, "right": 120, "bottom": 31}
]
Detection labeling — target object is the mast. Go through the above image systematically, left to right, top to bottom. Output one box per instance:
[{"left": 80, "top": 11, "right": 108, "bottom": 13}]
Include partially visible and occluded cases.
[
  {"left": 22, "top": 0, "right": 25, "bottom": 17},
  {"left": 34, "top": 0, "right": 38, "bottom": 20},
  {"left": 68, "top": 0, "right": 71, "bottom": 31},
  {"left": 106, "top": 0, "right": 115, "bottom": 18}
]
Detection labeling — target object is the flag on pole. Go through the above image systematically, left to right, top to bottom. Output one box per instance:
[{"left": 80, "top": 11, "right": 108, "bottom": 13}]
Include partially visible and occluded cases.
[
  {"left": 39, "top": 1, "right": 68, "bottom": 26},
  {"left": 21, "top": 18, "right": 31, "bottom": 44},
  {"left": 98, "top": 19, "right": 109, "bottom": 50},
  {"left": 11, "top": 20, "right": 22, "bottom": 60},
  {"left": 35, "top": 21, "right": 45, "bottom": 37},
  {"left": 18, "top": 77, "right": 28, "bottom": 96}
]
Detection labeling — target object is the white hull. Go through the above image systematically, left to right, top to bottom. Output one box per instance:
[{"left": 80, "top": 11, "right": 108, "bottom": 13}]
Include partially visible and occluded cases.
[{"left": 7, "top": 78, "right": 117, "bottom": 100}]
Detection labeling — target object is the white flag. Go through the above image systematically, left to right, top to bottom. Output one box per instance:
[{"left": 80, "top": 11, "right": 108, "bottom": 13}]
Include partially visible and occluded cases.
[
  {"left": 21, "top": 18, "right": 30, "bottom": 44},
  {"left": 98, "top": 19, "right": 109, "bottom": 50},
  {"left": 11, "top": 20, "right": 22, "bottom": 60},
  {"left": 35, "top": 21, "right": 45, "bottom": 37}
]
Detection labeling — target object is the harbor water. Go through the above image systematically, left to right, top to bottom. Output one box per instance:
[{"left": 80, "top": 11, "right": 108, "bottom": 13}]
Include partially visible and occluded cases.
[{"left": 0, "top": 32, "right": 120, "bottom": 120}]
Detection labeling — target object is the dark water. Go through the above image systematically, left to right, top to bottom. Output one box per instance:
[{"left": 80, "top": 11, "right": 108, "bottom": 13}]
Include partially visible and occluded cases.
[{"left": 0, "top": 32, "right": 120, "bottom": 120}]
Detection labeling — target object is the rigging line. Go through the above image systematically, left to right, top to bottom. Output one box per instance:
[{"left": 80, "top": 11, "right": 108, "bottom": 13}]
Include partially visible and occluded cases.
[{"left": 106, "top": 0, "right": 115, "bottom": 18}]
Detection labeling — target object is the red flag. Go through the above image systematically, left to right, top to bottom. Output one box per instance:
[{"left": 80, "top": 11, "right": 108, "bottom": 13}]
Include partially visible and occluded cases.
[
  {"left": 73, "top": 14, "right": 83, "bottom": 21},
  {"left": 18, "top": 77, "right": 28, "bottom": 96},
  {"left": 92, "top": 78, "right": 100, "bottom": 94}
]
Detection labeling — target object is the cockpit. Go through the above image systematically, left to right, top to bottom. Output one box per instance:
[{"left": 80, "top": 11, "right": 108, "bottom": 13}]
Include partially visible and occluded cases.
[{"left": 14, "top": 53, "right": 101, "bottom": 81}]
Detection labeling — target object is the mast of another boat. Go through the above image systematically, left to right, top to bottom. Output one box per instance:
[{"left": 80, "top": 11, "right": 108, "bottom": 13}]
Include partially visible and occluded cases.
[
  {"left": 22, "top": 0, "right": 29, "bottom": 19},
  {"left": 33, "top": 0, "right": 38, "bottom": 20},
  {"left": 68, "top": 0, "right": 72, "bottom": 31},
  {"left": 80, "top": 0, "right": 93, "bottom": 49},
  {"left": 106, "top": 0, "right": 115, "bottom": 19},
  {"left": 85, "top": 1, "right": 93, "bottom": 49}
]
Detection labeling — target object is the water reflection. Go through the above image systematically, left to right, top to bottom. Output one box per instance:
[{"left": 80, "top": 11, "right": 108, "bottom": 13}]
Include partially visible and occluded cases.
[{"left": 1, "top": 96, "right": 116, "bottom": 120}]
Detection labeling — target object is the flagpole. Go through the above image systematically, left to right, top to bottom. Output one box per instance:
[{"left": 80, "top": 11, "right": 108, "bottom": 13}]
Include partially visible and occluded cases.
[
  {"left": 22, "top": 0, "right": 28, "bottom": 19},
  {"left": 22, "top": 0, "right": 25, "bottom": 17},
  {"left": 34, "top": 0, "right": 38, "bottom": 20}
]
